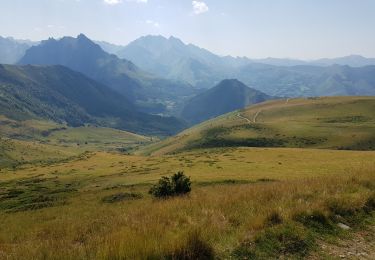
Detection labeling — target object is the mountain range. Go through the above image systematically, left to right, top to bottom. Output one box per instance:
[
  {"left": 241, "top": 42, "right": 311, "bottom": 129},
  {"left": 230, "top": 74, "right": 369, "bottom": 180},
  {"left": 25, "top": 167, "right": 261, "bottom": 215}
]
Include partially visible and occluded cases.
[
  {"left": 0, "top": 33, "right": 374, "bottom": 137},
  {"left": 1, "top": 34, "right": 375, "bottom": 98},
  {"left": 18, "top": 34, "right": 196, "bottom": 115},
  {"left": 103, "top": 35, "right": 375, "bottom": 96},
  {"left": 0, "top": 36, "right": 38, "bottom": 64},
  {"left": 232, "top": 63, "right": 375, "bottom": 97},
  {"left": 0, "top": 64, "right": 186, "bottom": 135},
  {"left": 181, "top": 79, "right": 272, "bottom": 124}
]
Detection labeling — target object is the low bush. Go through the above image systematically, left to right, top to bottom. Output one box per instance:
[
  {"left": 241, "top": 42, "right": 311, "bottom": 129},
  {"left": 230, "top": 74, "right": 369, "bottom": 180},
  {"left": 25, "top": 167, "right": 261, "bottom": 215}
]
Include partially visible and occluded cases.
[{"left": 149, "top": 172, "right": 191, "bottom": 198}]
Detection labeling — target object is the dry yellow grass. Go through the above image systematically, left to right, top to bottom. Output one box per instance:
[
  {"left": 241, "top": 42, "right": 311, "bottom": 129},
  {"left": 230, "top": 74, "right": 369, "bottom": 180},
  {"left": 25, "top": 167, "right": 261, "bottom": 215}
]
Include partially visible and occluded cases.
[{"left": 0, "top": 147, "right": 374, "bottom": 259}]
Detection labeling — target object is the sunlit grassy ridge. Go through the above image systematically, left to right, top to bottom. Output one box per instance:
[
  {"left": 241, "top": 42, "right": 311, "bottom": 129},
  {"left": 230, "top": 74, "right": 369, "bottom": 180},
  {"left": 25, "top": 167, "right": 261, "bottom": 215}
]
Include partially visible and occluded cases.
[{"left": 139, "top": 96, "right": 375, "bottom": 155}]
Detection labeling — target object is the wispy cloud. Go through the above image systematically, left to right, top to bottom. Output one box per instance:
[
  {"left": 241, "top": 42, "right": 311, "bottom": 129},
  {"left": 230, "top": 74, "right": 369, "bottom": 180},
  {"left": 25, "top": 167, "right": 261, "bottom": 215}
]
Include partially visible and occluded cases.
[
  {"left": 103, "top": 0, "right": 122, "bottom": 5},
  {"left": 103, "top": 0, "right": 147, "bottom": 5},
  {"left": 192, "top": 1, "right": 208, "bottom": 15},
  {"left": 146, "top": 20, "right": 160, "bottom": 28}
]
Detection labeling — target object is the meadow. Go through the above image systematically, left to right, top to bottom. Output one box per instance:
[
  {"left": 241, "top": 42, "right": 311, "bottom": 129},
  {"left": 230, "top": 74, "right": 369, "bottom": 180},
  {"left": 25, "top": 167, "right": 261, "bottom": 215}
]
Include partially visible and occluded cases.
[
  {"left": 0, "top": 97, "right": 375, "bottom": 259},
  {"left": 0, "top": 147, "right": 374, "bottom": 259}
]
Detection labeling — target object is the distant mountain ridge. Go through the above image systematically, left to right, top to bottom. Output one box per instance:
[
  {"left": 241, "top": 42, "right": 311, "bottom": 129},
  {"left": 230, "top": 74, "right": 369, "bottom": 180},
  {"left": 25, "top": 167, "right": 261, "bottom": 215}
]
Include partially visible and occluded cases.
[
  {"left": 18, "top": 34, "right": 196, "bottom": 114},
  {"left": 112, "top": 35, "right": 375, "bottom": 96},
  {"left": 116, "top": 35, "right": 230, "bottom": 88},
  {"left": 0, "top": 36, "right": 39, "bottom": 64},
  {"left": 233, "top": 63, "right": 375, "bottom": 97},
  {"left": 0, "top": 64, "right": 186, "bottom": 135},
  {"left": 181, "top": 79, "right": 272, "bottom": 124}
]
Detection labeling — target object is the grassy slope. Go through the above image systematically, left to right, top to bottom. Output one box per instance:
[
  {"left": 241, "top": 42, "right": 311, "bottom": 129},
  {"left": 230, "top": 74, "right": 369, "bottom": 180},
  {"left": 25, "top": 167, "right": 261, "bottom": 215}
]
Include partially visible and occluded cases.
[
  {"left": 1, "top": 96, "right": 375, "bottom": 258},
  {"left": 140, "top": 96, "right": 375, "bottom": 155},
  {"left": 0, "top": 116, "right": 152, "bottom": 168},
  {"left": 0, "top": 148, "right": 374, "bottom": 258}
]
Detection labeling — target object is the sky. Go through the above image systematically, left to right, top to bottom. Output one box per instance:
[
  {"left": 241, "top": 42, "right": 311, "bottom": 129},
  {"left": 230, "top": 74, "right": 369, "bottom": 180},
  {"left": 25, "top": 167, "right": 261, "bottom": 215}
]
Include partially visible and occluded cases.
[{"left": 0, "top": 0, "right": 374, "bottom": 59}]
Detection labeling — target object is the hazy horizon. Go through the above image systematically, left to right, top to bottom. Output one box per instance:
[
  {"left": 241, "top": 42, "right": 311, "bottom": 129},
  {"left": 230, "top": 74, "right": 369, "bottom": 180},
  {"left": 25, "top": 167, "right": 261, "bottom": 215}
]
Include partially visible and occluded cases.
[{"left": 1, "top": 0, "right": 375, "bottom": 59}]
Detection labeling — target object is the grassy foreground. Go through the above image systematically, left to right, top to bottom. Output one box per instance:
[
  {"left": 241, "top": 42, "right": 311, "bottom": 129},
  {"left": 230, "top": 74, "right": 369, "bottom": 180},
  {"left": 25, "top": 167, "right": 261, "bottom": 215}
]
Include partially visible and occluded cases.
[{"left": 0, "top": 147, "right": 374, "bottom": 259}]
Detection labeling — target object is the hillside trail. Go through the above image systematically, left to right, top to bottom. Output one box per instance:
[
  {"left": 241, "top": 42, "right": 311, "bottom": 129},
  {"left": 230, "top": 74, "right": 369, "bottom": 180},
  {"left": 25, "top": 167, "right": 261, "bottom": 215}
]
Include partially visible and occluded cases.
[
  {"left": 236, "top": 110, "right": 262, "bottom": 124},
  {"left": 253, "top": 110, "right": 261, "bottom": 123},
  {"left": 236, "top": 113, "right": 251, "bottom": 124},
  {"left": 308, "top": 225, "right": 375, "bottom": 259}
]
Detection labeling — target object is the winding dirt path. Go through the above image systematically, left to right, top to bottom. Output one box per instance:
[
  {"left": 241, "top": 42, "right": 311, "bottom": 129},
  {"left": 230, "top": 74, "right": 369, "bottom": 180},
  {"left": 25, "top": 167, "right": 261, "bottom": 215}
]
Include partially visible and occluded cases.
[
  {"left": 236, "top": 110, "right": 261, "bottom": 124},
  {"left": 253, "top": 110, "right": 261, "bottom": 123},
  {"left": 236, "top": 113, "right": 251, "bottom": 124}
]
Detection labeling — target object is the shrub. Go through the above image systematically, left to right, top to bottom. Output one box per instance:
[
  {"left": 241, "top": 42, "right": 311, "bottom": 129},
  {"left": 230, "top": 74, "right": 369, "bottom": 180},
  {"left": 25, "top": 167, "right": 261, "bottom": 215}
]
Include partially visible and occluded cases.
[
  {"left": 149, "top": 172, "right": 191, "bottom": 198},
  {"left": 172, "top": 172, "right": 192, "bottom": 195},
  {"left": 149, "top": 176, "right": 174, "bottom": 198}
]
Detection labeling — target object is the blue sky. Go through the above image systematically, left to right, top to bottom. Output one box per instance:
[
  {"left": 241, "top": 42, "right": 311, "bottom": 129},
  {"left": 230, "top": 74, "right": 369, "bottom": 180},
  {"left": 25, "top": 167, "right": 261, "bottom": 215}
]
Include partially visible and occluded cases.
[{"left": 1, "top": 0, "right": 374, "bottom": 59}]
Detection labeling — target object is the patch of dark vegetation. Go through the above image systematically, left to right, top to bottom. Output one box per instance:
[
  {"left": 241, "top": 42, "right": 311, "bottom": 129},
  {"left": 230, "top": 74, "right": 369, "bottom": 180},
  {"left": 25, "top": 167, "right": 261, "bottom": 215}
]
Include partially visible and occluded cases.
[
  {"left": 321, "top": 116, "right": 369, "bottom": 123},
  {"left": 236, "top": 124, "right": 264, "bottom": 131},
  {"left": 40, "top": 127, "right": 67, "bottom": 137},
  {"left": 203, "top": 127, "right": 231, "bottom": 139},
  {"left": 187, "top": 137, "right": 285, "bottom": 150},
  {"left": 288, "top": 137, "right": 328, "bottom": 147},
  {"left": 337, "top": 138, "right": 375, "bottom": 151},
  {"left": 116, "top": 147, "right": 129, "bottom": 154},
  {"left": 1, "top": 151, "right": 94, "bottom": 171},
  {"left": 149, "top": 172, "right": 191, "bottom": 198},
  {"left": 0, "top": 177, "right": 78, "bottom": 213},
  {"left": 16, "top": 177, "right": 47, "bottom": 185},
  {"left": 198, "top": 178, "right": 277, "bottom": 187},
  {"left": 257, "top": 178, "right": 277, "bottom": 183},
  {"left": 198, "top": 179, "right": 254, "bottom": 186},
  {"left": 102, "top": 183, "right": 149, "bottom": 190},
  {"left": 0, "top": 189, "right": 24, "bottom": 200},
  {"left": 102, "top": 192, "right": 143, "bottom": 203},
  {"left": 232, "top": 192, "right": 375, "bottom": 259},
  {"left": 325, "top": 193, "right": 375, "bottom": 226},
  {"left": 363, "top": 194, "right": 375, "bottom": 214},
  {"left": 8, "top": 195, "right": 64, "bottom": 212},
  {"left": 326, "top": 197, "right": 363, "bottom": 219},
  {"left": 293, "top": 210, "right": 336, "bottom": 234},
  {"left": 264, "top": 211, "right": 283, "bottom": 227},
  {"left": 232, "top": 223, "right": 314, "bottom": 259},
  {"left": 166, "top": 231, "right": 214, "bottom": 260}
]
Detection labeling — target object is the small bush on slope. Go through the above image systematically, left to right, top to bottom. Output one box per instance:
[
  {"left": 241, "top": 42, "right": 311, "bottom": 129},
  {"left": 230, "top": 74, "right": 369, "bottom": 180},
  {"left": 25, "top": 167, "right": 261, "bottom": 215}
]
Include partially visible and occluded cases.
[{"left": 149, "top": 171, "right": 191, "bottom": 198}]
